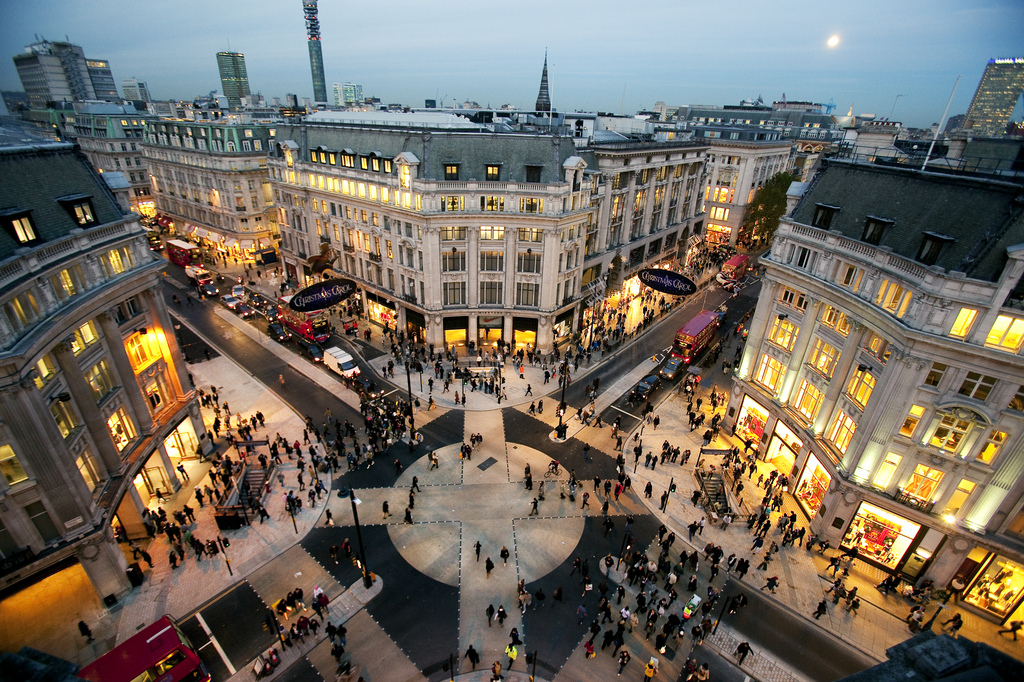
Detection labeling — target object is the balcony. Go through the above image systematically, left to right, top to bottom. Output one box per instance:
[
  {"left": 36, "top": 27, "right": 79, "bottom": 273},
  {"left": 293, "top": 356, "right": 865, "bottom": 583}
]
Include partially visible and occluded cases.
[
  {"left": 342, "top": 243, "right": 355, "bottom": 253},
  {"left": 368, "top": 253, "right": 382, "bottom": 263},
  {"left": 402, "top": 292, "right": 418, "bottom": 305},
  {"left": 893, "top": 489, "right": 935, "bottom": 514}
]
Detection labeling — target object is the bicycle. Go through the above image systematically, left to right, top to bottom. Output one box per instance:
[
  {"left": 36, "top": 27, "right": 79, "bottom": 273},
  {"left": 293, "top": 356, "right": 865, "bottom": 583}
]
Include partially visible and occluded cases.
[{"left": 544, "top": 462, "right": 562, "bottom": 478}]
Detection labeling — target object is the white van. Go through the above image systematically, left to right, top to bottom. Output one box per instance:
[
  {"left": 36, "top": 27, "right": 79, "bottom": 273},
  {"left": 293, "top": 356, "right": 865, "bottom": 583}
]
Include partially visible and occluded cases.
[{"left": 322, "top": 347, "right": 360, "bottom": 377}]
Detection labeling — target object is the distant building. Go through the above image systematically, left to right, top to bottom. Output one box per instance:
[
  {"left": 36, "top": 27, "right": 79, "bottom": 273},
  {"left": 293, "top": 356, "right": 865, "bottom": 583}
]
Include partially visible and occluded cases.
[
  {"left": 303, "top": 0, "right": 328, "bottom": 104},
  {"left": 12, "top": 39, "right": 119, "bottom": 108},
  {"left": 215, "top": 51, "right": 251, "bottom": 109},
  {"left": 535, "top": 52, "right": 551, "bottom": 112},
  {"left": 964, "top": 58, "right": 1024, "bottom": 138},
  {"left": 121, "top": 78, "right": 151, "bottom": 103},
  {"left": 339, "top": 83, "right": 362, "bottom": 106},
  {"left": 424, "top": 99, "right": 437, "bottom": 109},
  {"left": 0, "top": 136, "right": 202, "bottom": 602}
]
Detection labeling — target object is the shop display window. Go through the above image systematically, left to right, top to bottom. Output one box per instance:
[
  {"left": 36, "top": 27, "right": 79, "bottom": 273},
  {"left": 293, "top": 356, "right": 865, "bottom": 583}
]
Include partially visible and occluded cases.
[
  {"left": 736, "top": 396, "right": 769, "bottom": 444},
  {"left": 795, "top": 453, "right": 831, "bottom": 517},
  {"left": 840, "top": 501, "right": 920, "bottom": 570},
  {"left": 964, "top": 556, "right": 1024, "bottom": 619}
]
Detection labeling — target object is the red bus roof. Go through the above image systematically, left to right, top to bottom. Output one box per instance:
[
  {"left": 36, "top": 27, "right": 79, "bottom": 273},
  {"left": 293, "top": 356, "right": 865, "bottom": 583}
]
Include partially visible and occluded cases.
[
  {"left": 723, "top": 254, "right": 748, "bottom": 268},
  {"left": 677, "top": 310, "right": 720, "bottom": 338},
  {"left": 78, "top": 616, "right": 183, "bottom": 682}
]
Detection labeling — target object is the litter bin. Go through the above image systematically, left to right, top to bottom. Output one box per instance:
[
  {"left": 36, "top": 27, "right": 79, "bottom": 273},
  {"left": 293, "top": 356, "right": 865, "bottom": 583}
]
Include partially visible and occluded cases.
[{"left": 126, "top": 562, "right": 145, "bottom": 587}]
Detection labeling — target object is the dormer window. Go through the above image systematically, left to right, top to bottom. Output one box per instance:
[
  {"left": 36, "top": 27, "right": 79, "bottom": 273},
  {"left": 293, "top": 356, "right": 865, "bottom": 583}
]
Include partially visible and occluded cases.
[
  {"left": 444, "top": 164, "right": 459, "bottom": 181},
  {"left": 486, "top": 165, "right": 501, "bottom": 181},
  {"left": 57, "top": 194, "right": 97, "bottom": 227},
  {"left": 811, "top": 204, "right": 840, "bottom": 229},
  {"left": 1, "top": 209, "right": 38, "bottom": 243},
  {"left": 862, "top": 216, "right": 893, "bottom": 245},
  {"left": 917, "top": 232, "right": 955, "bottom": 266}
]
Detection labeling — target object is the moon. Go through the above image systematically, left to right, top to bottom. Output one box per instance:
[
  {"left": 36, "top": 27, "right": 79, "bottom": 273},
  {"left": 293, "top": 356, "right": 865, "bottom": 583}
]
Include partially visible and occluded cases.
[{"left": 827, "top": 34, "right": 840, "bottom": 48}]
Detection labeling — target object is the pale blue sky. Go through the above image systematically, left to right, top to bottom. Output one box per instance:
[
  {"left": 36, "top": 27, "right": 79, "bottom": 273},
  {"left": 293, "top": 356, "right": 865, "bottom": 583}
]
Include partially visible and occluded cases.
[{"left": 2, "top": 0, "right": 1023, "bottom": 127}]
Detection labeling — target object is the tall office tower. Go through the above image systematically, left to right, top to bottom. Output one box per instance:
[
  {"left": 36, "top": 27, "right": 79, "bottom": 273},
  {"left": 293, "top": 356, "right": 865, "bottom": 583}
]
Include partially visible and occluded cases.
[
  {"left": 303, "top": 0, "right": 328, "bottom": 105},
  {"left": 12, "top": 40, "right": 119, "bottom": 107},
  {"left": 216, "top": 51, "right": 251, "bottom": 108},
  {"left": 534, "top": 51, "right": 551, "bottom": 112},
  {"left": 964, "top": 58, "right": 1024, "bottom": 137},
  {"left": 121, "top": 78, "right": 151, "bottom": 102},
  {"left": 332, "top": 82, "right": 344, "bottom": 107}
]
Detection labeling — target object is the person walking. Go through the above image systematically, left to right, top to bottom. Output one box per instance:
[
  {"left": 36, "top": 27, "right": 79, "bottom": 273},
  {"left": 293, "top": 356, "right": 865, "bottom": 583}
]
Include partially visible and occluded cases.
[
  {"left": 382, "top": 500, "right": 390, "bottom": 519},
  {"left": 474, "top": 540, "right": 482, "bottom": 561},
  {"left": 500, "top": 546, "right": 510, "bottom": 564},
  {"left": 486, "top": 557, "right": 495, "bottom": 576},
  {"left": 813, "top": 599, "right": 828, "bottom": 620},
  {"left": 496, "top": 605, "right": 508, "bottom": 626},
  {"left": 942, "top": 613, "right": 963, "bottom": 636},
  {"left": 997, "top": 619, "right": 1023, "bottom": 640},
  {"left": 78, "top": 620, "right": 93, "bottom": 643},
  {"left": 735, "top": 641, "right": 752, "bottom": 665},
  {"left": 465, "top": 644, "right": 481, "bottom": 670},
  {"left": 616, "top": 649, "right": 631, "bottom": 676}
]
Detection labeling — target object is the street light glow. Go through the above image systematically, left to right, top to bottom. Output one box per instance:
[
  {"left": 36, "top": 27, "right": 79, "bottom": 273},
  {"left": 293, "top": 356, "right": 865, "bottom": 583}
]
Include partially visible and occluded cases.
[{"left": 827, "top": 34, "right": 840, "bottom": 48}]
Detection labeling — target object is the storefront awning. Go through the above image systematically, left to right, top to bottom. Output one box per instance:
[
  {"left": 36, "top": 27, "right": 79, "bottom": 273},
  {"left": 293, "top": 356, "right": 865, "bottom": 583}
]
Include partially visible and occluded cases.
[
  {"left": 194, "top": 228, "right": 209, "bottom": 238},
  {"left": 207, "top": 231, "right": 223, "bottom": 242},
  {"left": 226, "top": 239, "right": 239, "bottom": 248},
  {"left": 239, "top": 239, "right": 254, "bottom": 249}
]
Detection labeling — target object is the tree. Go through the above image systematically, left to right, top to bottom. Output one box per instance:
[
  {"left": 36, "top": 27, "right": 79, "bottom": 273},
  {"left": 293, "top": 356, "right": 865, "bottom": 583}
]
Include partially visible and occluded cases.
[{"left": 740, "top": 171, "right": 797, "bottom": 245}]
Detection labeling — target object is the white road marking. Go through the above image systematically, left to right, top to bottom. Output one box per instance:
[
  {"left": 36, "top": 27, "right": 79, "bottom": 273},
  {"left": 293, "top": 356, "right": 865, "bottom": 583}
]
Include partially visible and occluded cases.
[{"left": 195, "top": 612, "right": 236, "bottom": 674}]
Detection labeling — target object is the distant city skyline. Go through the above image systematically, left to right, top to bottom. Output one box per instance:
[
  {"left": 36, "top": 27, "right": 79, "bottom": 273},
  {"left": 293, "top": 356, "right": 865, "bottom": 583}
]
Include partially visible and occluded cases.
[{"left": 2, "top": 0, "right": 1022, "bottom": 128}]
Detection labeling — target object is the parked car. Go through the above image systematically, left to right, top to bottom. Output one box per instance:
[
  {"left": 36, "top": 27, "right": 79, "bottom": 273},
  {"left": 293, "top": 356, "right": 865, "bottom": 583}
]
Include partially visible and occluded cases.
[
  {"left": 221, "top": 294, "right": 241, "bottom": 310},
  {"left": 235, "top": 303, "right": 256, "bottom": 318},
  {"left": 268, "top": 322, "right": 292, "bottom": 342},
  {"left": 294, "top": 338, "right": 324, "bottom": 363},
  {"left": 659, "top": 356, "right": 685, "bottom": 381},
  {"left": 631, "top": 375, "right": 662, "bottom": 401}
]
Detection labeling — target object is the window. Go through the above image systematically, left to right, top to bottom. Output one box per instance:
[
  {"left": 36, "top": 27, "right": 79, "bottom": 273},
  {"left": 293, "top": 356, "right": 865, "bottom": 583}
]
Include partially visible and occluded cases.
[
  {"left": 444, "top": 164, "right": 459, "bottom": 180},
  {"left": 485, "top": 165, "right": 501, "bottom": 181},
  {"left": 525, "top": 165, "right": 542, "bottom": 183},
  {"left": 441, "top": 196, "right": 464, "bottom": 212},
  {"left": 481, "top": 196, "right": 505, "bottom": 212},
  {"left": 520, "top": 198, "right": 542, "bottom": 213},
  {"left": 71, "top": 201, "right": 95, "bottom": 226},
  {"left": 811, "top": 204, "right": 839, "bottom": 229},
  {"left": 862, "top": 217, "right": 892, "bottom": 245},
  {"left": 479, "top": 225, "right": 505, "bottom": 240},
  {"left": 439, "top": 226, "right": 466, "bottom": 241},
  {"left": 518, "top": 227, "right": 543, "bottom": 243},
  {"left": 917, "top": 233, "right": 953, "bottom": 266},
  {"left": 104, "top": 247, "right": 134, "bottom": 276},
  {"left": 795, "top": 247, "right": 812, "bottom": 269},
  {"left": 441, "top": 250, "right": 466, "bottom": 272},
  {"left": 480, "top": 251, "right": 503, "bottom": 271},
  {"left": 517, "top": 252, "right": 542, "bottom": 273},
  {"left": 50, "top": 267, "right": 83, "bottom": 301},
  {"left": 875, "top": 279, "right": 912, "bottom": 318},
  {"left": 480, "top": 281, "right": 503, "bottom": 305},
  {"left": 516, "top": 282, "right": 540, "bottom": 307},
  {"left": 779, "top": 287, "right": 807, "bottom": 311},
  {"left": 5, "top": 290, "right": 41, "bottom": 331},
  {"left": 820, "top": 306, "right": 850, "bottom": 336},
  {"left": 949, "top": 308, "right": 977, "bottom": 339},
  {"left": 985, "top": 315, "right": 1024, "bottom": 352},
  {"left": 768, "top": 317, "right": 797, "bottom": 350},
  {"left": 71, "top": 321, "right": 99, "bottom": 355},
  {"left": 126, "top": 331, "right": 161, "bottom": 370},
  {"left": 809, "top": 338, "right": 839, "bottom": 377},
  {"left": 33, "top": 354, "right": 57, "bottom": 389},
  {"left": 754, "top": 354, "right": 785, "bottom": 393},
  {"left": 84, "top": 360, "right": 115, "bottom": 402},
  {"left": 924, "top": 362, "right": 947, "bottom": 388},
  {"left": 846, "top": 369, "right": 876, "bottom": 409},
  {"left": 958, "top": 372, "right": 997, "bottom": 401},
  {"left": 794, "top": 380, "right": 824, "bottom": 421},
  {"left": 1008, "top": 386, "right": 1024, "bottom": 412},
  {"left": 50, "top": 399, "right": 80, "bottom": 439},
  {"left": 900, "top": 405, "right": 926, "bottom": 437},
  {"left": 107, "top": 407, "right": 136, "bottom": 451},
  {"left": 826, "top": 411, "right": 857, "bottom": 454},
  {"left": 931, "top": 414, "right": 971, "bottom": 453},
  {"left": 976, "top": 430, "right": 1007, "bottom": 464},
  {"left": 0, "top": 444, "right": 28, "bottom": 485},
  {"left": 873, "top": 453, "right": 901, "bottom": 489},
  {"left": 904, "top": 464, "right": 943, "bottom": 502},
  {"left": 943, "top": 479, "right": 977, "bottom": 516},
  {"left": 25, "top": 501, "right": 59, "bottom": 544}
]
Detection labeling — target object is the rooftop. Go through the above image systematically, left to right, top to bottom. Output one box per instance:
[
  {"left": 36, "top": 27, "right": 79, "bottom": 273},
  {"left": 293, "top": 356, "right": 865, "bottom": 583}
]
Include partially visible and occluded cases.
[{"left": 305, "top": 110, "right": 483, "bottom": 130}]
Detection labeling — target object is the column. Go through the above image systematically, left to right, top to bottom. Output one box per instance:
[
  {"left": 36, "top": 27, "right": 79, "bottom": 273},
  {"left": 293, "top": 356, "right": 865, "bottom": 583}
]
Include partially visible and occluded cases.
[
  {"left": 142, "top": 288, "right": 189, "bottom": 397},
  {"left": 776, "top": 298, "right": 820, "bottom": 402},
  {"left": 97, "top": 311, "right": 155, "bottom": 435},
  {"left": 468, "top": 315, "right": 478, "bottom": 348},
  {"left": 503, "top": 315, "right": 513, "bottom": 347},
  {"left": 812, "top": 326, "right": 869, "bottom": 435},
  {"left": 51, "top": 341, "right": 123, "bottom": 473},
  {"left": 156, "top": 442, "right": 182, "bottom": 492},
  {"left": 116, "top": 486, "right": 149, "bottom": 539},
  {"left": 77, "top": 525, "right": 131, "bottom": 602}
]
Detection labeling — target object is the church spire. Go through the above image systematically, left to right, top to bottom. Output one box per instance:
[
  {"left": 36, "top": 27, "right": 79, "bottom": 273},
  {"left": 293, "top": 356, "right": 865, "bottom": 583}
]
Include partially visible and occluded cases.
[{"left": 534, "top": 50, "right": 551, "bottom": 112}]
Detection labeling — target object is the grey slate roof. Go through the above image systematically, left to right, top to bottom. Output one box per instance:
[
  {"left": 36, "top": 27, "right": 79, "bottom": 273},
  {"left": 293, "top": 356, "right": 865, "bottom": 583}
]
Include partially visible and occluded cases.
[
  {"left": 0, "top": 144, "right": 126, "bottom": 261},
  {"left": 792, "top": 159, "right": 1024, "bottom": 283}
]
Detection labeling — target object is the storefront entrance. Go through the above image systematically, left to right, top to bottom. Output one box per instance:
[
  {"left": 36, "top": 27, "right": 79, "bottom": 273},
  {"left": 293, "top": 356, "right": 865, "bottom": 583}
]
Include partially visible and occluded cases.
[
  {"left": 405, "top": 309, "right": 426, "bottom": 344},
  {"left": 553, "top": 309, "right": 575, "bottom": 343},
  {"left": 444, "top": 316, "right": 469, "bottom": 348},
  {"left": 478, "top": 316, "right": 504, "bottom": 348},
  {"left": 512, "top": 318, "right": 537, "bottom": 349},
  {"left": 736, "top": 395, "right": 769, "bottom": 445},
  {"left": 163, "top": 417, "right": 199, "bottom": 463},
  {"left": 764, "top": 421, "right": 802, "bottom": 477},
  {"left": 794, "top": 453, "right": 831, "bottom": 518},
  {"left": 840, "top": 501, "right": 922, "bottom": 571}
]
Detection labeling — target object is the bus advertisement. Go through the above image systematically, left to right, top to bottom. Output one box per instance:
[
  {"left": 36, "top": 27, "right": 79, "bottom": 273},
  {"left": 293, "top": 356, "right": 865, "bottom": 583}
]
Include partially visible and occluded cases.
[
  {"left": 166, "top": 239, "right": 202, "bottom": 268},
  {"left": 278, "top": 295, "right": 330, "bottom": 343},
  {"left": 671, "top": 310, "right": 721, "bottom": 364},
  {"left": 78, "top": 615, "right": 210, "bottom": 682}
]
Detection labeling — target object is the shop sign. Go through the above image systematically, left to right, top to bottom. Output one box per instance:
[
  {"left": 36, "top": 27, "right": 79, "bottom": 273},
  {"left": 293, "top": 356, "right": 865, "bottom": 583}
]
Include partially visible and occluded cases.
[
  {"left": 638, "top": 269, "right": 697, "bottom": 296},
  {"left": 290, "top": 278, "right": 358, "bottom": 311}
]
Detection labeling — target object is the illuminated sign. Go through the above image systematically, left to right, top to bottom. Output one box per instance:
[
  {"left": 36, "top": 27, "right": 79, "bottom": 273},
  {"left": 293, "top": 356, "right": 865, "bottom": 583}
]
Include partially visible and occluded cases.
[
  {"left": 638, "top": 269, "right": 697, "bottom": 296},
  {"left": 290, "top": 278, "right": 358, "bottom": 311}
]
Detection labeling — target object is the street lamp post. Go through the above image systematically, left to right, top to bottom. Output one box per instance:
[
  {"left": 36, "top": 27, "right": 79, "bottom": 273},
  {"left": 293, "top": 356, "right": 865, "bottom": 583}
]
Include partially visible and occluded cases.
[
  {"left": 405, "top": 354, "right": 417, "bottom": 451},
  {"left": 555, "top": 360, "right": 570, "bottom": 438},
  {"left": 338, "top": 488, "right": 373, "bottom": 589},
  {"left": 617, "top": 531, "right": 634, "bottom": 569}
]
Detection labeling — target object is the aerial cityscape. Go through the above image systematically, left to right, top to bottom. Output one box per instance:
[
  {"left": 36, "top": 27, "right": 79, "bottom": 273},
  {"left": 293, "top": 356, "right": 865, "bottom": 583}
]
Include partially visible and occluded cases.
[{"left": 1, "top": 2, "right": 1024, "bottom": 682}]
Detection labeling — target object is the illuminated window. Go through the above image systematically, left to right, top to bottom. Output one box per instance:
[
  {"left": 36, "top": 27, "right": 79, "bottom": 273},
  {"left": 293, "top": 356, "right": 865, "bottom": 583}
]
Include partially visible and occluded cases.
[
  {"left": 359, "top": 157, "right": 368, "bottom": 170},
  {"left": 399, "top": 164, "right": 411, "bottom": 188},
  {"left": 444, "top": 164, "right": 459, "bottom": 180},
  {"left": 486, "top": 165, "right": 501, "bottom": 181},
  {"left": 369, "top": 185, "right": 378, "bottom": 201},
  {"left": 381, "top": 187, "right": 389, "bottom": 204},
  {"left": 441, "top": 196, "right": 464, "bottom": 212},
  {"left": 481, "top": 196, "right": 505, "bottom": 212},
  {"left": 520, "top": 198, "right": 542, "bottom": 213},
  {"left": 71, "top": 202, "right": 95, "bottom": 226},
  {"left": 710, "top": 206, "right": 729, "bottom": 221},
  {"left": 8, "top": 214, "right": 38, "bottom": 242},
  {"left": 479, "top": 225, "right": 505, "bottom": 240},
  {"left": 439, "top": 226, "right": 467, "bottom": 241},
  {"left": 517, "top": 227, "right": 543, "bottom": 243},
  {"left": 386, "top": 240, "right": 392, "bottom": 259},
  {"left": 105, "top": 247, "right": 134, "bottom": 276},
  {"left": 50, "top": 267, "right": 82, "bottom": 301},
  {"left": 875, "top": 279, "right": 912, "bottom": 318},
  {"left": 779, "top": 287, "right": 807, "bottom": 311},
  {"left": 820, "top": 306, "right": 850, "bottom": 336},
  {"left": 949, "top": 308, "right": 977, "bottom": 339},
  {"left": 985, "top": 315, "right": 1024, "bottom": 352},
  {"left": 768, "top": 317, "right": 797, "bottom": 350},
  {"left": 71, "top": 321, "right": 99, "bottom": 355},
  {"left": 125, "top": 331, "right": 161, "bottom": 371},
  {"left": 864, "top": 333, "right": 890, "bottom": 363},
  {"left": 808, "top": 338, "right": 839, "bottom": 377},
  {"left": 33, "top": 354, "right": 57, "bottom": 389},
  {"left": 754, "top": 354, "right": 785, "bottom": 393},
  {"left": 84, "top": 360, "right": 115, "bottom": 402},
  {"left": 924, "top": 362, "right": 947, "bottom": 388},
  {"left": 846, "top": 369, "right": 876, "bottom": 409},
  {"left": 958, "top": 372, "right": 997, "bottom": 401},
  {"left": 794, "top": 380, "right": 823, "bottom": 421},
  {"left": 1008, "top": 385, "right": 1024, "bottom": 412},
  {"left": 50, "top": 400, "right": 80, "bottom": 439},
  {"left": 900, "top": 405, "right": 926, "bottom": 438},
  {"left": 107, "top": 407, "right": 136, "bottom": 452},
  {"left": 826, "top": 411, "right": 857, "bottom": 454},
  {"left": 931, "top": 414, "right": 971, "bottom": 453},
  {"left": 976, "top": 430, "right": 1007, "bottom": 464},
  {"left": 0, "top": 444, "right": 29, "bottom": 485},
  {"left": 873, "top": 452, "right": 901, "bottom": 489},
  {"left": 904, "top": 464, "right": 943, "bottom": 502},
  {"left": 943, "top": 479, "right": 976, "bottom": 516}
]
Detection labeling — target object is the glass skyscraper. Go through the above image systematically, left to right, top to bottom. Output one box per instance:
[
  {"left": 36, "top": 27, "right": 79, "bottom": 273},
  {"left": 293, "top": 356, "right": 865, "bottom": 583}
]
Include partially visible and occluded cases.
[
  {"left": 216, "top": 51, "right": 250, "bottom": 108},
  {"left": 964, "top": 58, "right": 1024, "bottom": 138}
]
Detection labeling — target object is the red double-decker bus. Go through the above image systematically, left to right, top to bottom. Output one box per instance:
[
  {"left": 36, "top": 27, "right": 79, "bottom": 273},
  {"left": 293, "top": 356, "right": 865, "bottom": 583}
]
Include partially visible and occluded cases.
[
  {"left": 166, "top": 239, "right": 202, "bottom": 268},
  {"left": 278, "top": 295, "right": 331, "bottom": 343},
  {"left": 671, "top": 310, "right": 721, "bottom": 364},
  {"left": 78, "top": 615, "right": 210, "bottom": 682}
]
